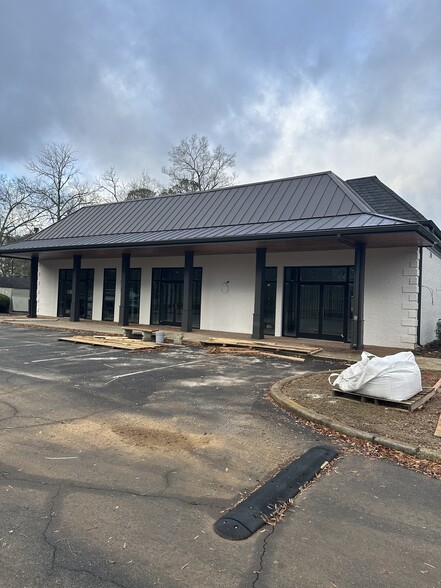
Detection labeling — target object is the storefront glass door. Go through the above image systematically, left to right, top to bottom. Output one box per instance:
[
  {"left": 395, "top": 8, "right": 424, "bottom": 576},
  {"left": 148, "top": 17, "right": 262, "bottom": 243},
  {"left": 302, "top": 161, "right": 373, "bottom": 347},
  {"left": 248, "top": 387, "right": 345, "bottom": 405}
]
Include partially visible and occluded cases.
[{"left": 283, "top": 266, "right": 352, "bottom": 341}]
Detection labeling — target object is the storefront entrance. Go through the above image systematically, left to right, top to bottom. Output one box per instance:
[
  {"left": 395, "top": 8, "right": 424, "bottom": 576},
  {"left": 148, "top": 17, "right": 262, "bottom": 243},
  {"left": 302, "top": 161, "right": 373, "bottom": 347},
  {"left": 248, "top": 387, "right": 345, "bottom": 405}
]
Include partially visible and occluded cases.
[
  {"left": 283, "top": 266, "right": 353, "bottom": 341},
  {"left": 57, "top": 268, "right": 94, "bottom": 319},
  {"left": 151, "top": 268, "right": 202, "bottom": 328}
]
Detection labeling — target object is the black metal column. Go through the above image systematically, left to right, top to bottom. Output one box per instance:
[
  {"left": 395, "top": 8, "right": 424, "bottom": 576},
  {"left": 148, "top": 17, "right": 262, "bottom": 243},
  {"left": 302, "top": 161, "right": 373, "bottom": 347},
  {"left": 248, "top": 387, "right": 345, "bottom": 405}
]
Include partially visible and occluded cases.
[
  {"left": 352, "top": 242, "right": 366, "bottom": 349},
  {"left": 252, "top": 248, "right": 266, "bottom": 340},
  {"left": 181, "top": 251, "right": 194, "bottom": 333},
  {"left": 118, "top": 253, "right": 131, "bottom": 326},
  {"left": 28, "top": 255, "right": 39, "bottom": 318},
  {"left": 70, "top": 255, "right": 82, "bottom": 322}
]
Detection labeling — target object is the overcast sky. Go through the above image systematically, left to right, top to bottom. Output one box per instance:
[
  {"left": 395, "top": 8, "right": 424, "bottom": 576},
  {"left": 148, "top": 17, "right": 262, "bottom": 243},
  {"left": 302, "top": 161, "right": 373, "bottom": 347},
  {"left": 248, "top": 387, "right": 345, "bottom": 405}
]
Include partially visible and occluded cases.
[{"left": 1, "top": 0, "right": 440, "bottom": 222}]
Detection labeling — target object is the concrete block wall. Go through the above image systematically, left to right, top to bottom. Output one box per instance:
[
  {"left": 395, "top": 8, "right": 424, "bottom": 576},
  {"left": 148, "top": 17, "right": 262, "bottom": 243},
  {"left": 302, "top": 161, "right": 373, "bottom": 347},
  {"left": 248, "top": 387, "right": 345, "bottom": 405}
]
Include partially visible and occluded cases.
[{"left": 364, "top": 247, "right": 420, "bottom": 348}]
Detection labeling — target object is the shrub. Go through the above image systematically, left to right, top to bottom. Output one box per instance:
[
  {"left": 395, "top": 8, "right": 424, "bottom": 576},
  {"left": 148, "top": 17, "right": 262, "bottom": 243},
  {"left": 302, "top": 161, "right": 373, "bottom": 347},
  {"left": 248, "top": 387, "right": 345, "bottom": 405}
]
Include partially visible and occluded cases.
[
  {"left": 0, "top": 293, "right": 10, "bottom": 313},
  {"left": 437, "top": 319, "right": 441, "bottom": 342}
]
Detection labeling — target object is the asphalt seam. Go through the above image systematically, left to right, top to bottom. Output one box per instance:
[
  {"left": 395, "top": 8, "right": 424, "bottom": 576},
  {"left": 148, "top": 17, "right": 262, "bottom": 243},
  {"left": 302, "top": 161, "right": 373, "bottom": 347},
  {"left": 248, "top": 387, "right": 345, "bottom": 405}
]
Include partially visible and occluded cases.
[{"left": 270, "top": 375, "right": 441, "bottom": 463}]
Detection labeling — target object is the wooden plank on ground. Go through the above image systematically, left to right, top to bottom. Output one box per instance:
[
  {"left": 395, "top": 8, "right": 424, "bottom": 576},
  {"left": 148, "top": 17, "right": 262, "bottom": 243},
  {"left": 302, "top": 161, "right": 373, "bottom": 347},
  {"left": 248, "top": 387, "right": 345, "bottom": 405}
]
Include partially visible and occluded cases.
[
  {"left": 58, "top": 336, "right": 161, "bottom": 350},
  {"left": 203, "top": 337, "right": 321, "bottom": 355},
  {"left": 208, "top": 347, "right": 305, "bottom": 362},
  {"left": 332, "top": 386, "right": 438, "bottom": 412},
  {"left": 435, "top": 415, "right": 441, "bottom": 437}
]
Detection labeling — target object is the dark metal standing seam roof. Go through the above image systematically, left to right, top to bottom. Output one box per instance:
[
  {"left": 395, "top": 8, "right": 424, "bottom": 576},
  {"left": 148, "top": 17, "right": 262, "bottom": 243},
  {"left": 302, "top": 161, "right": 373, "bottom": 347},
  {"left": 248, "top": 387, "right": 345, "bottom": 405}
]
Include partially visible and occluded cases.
[{"left": 0, "top": 170, "right": 432, "bottom": 255}]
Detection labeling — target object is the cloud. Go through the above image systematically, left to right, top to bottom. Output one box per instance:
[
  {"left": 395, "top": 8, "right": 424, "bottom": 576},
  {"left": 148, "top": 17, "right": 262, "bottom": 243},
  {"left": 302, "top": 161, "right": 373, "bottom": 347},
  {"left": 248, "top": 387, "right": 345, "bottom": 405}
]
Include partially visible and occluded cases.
[{"left": 0, "top": 0, "right": 440, "bottom": 222}]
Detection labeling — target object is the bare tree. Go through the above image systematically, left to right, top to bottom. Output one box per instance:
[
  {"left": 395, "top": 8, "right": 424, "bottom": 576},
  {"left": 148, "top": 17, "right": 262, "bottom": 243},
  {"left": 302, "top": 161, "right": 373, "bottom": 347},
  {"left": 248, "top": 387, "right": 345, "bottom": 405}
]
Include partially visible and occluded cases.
[
  {"left": 162, "top": 134, "right": 237, "bottom": 192},
  {"left": 26, "top": 143, "right": 96, "bottom": 223},
  {"left": 96, "top": 166, "right": 127, "bottom": 202},
  {"left": 126, "top": 170, "right": 161, "bottom": 200},
  {"left": 0, "top": 174, "right": 43, "bottom": 277},
  {"left": 0, "top": 174, "right": 42, "bottom": 246}
]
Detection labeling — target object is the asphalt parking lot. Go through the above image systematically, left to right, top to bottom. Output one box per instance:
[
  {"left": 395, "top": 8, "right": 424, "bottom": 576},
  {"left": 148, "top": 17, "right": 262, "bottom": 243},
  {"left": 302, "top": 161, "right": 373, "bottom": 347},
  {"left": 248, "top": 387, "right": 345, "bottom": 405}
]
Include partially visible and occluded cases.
[{"left": 0, "top": 324, "right": 440, "bottom": 588}]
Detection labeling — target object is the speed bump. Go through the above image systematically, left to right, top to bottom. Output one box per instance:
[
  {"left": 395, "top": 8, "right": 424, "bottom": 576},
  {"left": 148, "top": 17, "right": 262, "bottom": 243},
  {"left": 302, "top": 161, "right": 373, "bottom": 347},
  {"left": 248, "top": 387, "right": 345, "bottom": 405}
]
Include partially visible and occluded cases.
[{"left": 214, "top": 445, "right": 338, "bottom": 540}]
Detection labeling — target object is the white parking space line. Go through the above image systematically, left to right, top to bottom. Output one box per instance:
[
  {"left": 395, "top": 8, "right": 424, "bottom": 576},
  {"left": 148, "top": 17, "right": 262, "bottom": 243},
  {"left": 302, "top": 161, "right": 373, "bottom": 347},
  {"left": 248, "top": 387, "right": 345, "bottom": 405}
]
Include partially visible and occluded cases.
[
  {"left": 0, "top": 342, "right": 53, "bottom": 350},
  {"left": 31, "top": 349, "right": 120, "bottom": 363},
  {"left": 106, "top": 358, "right": 207, "bottom": 383},
  {"left": 0, "top": 367, "right": 66, "bottom": 381}
]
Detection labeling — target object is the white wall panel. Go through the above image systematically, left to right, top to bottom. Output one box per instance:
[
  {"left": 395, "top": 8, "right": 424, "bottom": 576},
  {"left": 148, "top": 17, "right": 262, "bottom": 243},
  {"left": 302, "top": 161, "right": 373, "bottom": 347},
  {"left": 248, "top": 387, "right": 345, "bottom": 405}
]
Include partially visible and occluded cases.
[{"left": 420, "top": 248, "right": 441, "bottom": 345}]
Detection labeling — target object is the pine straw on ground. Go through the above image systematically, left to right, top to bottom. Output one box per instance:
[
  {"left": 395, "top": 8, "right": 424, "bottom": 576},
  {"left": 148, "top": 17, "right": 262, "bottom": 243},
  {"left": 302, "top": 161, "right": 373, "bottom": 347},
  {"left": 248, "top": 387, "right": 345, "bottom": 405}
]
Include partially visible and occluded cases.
[{"left": 276, "top": 371, "right": 441, "bottom": 479}]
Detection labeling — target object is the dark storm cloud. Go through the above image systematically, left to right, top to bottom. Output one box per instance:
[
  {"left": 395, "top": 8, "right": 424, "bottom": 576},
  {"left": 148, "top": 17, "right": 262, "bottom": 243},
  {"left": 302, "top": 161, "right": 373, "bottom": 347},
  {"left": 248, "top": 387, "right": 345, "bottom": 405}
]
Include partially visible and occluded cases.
[{"left": 0, "top": 0, "right": 440, "bottom": 220}]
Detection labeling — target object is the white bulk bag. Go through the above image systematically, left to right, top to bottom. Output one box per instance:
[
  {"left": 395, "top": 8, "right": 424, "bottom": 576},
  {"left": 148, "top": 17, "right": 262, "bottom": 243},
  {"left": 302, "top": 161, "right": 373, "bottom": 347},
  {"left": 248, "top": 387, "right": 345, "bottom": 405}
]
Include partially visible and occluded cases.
[{"left": 328, "top": 351, "right": 421, "bottom": 402}]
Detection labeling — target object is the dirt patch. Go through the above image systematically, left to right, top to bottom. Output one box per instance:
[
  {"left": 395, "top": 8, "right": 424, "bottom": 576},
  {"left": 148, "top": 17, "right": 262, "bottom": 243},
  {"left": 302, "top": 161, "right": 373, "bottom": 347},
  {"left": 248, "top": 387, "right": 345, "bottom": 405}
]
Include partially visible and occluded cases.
[
  {"left": 280, "top": 371, "right": 441, "bottom": 451},
  {"left": 48, "top": 415, "right": 213, "bottom": 455},
  {"left": 112, "top": 425, "right": 210, "bottom": 451}
]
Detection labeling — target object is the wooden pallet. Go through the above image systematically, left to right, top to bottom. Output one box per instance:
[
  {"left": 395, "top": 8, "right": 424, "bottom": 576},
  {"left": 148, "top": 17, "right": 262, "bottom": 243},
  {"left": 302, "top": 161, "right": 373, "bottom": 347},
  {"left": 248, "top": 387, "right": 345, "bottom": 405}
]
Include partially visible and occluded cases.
[
  {"left": 58, "top": 335, "right": 162, "bottom": 350},
  {"left": 202, "top": 337, "right": 322, "bottom": 356},
  {"left": 332, "top": 386, "right": 439, "bottom": 412}
]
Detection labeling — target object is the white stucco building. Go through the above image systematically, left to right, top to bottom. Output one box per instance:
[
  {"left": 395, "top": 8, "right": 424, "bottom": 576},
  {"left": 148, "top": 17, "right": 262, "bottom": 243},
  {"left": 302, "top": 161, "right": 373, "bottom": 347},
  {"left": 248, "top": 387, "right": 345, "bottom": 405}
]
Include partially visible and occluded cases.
[{"left": 1, "top": 172, "right": 440, "bottom": 349}]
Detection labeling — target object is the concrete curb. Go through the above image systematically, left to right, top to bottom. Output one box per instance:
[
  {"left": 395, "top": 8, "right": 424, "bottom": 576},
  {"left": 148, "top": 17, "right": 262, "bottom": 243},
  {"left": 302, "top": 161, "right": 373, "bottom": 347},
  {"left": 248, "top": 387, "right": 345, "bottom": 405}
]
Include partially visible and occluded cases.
[{"left": 270, "top": 375, "right": 441, "bottom": 463}]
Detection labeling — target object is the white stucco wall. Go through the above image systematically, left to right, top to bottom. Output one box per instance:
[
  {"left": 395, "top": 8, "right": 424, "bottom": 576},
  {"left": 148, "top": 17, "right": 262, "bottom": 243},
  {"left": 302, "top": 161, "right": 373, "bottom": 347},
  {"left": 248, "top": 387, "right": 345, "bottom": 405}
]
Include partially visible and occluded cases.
[
  {"left": 37, "top": 246, "right": 430, "bottom": 348},
  {"left": 420, "top": 247, "right": 441, "bottom": 345},
  {"left": 196, "top": 253, "right": 255, "bottom": 333},
  {"left": 38, "top": 260, "right": 62, "bottom": 317}
]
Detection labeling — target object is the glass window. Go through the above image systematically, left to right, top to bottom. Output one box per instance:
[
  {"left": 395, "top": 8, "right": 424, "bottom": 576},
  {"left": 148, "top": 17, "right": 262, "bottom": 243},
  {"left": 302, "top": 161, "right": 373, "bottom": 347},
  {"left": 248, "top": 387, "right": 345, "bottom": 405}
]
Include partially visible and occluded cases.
[
  {"left": 299, "top": 267, "right": 348, "bottom": 282},
  {"left": 102, "top": 268, "right": 116, "bottom": 321},
  {"left": 128, "top": 268, "right": 141, "bottom": 324}
]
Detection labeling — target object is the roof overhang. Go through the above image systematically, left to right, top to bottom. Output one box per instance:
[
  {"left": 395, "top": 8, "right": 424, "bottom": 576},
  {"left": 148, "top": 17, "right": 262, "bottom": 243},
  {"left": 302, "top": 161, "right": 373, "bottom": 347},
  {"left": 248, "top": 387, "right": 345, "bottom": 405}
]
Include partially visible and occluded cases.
[{"left": 0, "top": 224, "right": 436, "bottom": 261}]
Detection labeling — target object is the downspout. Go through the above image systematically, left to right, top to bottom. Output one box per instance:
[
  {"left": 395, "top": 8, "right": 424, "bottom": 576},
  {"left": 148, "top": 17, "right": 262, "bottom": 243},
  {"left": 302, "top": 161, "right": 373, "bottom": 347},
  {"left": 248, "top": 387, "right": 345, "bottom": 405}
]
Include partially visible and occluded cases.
[{"left": 417, "top": 246, "right": 423, "bottom": 346}]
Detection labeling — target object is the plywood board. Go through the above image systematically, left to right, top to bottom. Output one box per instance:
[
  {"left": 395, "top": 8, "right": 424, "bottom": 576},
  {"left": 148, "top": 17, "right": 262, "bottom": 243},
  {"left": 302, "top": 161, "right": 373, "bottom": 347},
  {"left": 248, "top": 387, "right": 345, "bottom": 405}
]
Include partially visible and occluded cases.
[
  {"left": 58, "top": 336, "right": 161, "bottom": 350},
  {"left": 203, "top": 337, "right": 321, "bottom": 355}
]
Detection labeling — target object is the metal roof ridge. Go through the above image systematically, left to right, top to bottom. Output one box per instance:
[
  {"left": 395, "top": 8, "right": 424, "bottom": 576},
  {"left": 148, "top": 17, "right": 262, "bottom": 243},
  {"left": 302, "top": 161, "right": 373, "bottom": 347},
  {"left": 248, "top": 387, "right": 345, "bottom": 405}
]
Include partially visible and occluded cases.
[
  {"left": 59, "top": 170, "right": 338, "bottom": 211},
  {"left": 327, "top": 172, "right": 377, "bottom": 214}
]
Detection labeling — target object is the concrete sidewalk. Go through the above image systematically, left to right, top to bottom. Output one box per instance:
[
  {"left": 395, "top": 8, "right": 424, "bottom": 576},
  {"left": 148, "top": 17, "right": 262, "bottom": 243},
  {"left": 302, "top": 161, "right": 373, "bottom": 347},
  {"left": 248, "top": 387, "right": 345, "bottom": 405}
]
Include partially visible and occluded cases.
[{"left": 2, "top": 313, "right": 441, "bottom": 371}]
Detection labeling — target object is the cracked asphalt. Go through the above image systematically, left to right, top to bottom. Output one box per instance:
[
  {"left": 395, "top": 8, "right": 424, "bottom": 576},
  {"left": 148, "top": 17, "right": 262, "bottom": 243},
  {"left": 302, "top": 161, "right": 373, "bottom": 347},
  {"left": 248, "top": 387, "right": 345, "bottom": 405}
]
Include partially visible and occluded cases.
[{"left": 0, "top": 324, "right": 440, "bottom": 588}]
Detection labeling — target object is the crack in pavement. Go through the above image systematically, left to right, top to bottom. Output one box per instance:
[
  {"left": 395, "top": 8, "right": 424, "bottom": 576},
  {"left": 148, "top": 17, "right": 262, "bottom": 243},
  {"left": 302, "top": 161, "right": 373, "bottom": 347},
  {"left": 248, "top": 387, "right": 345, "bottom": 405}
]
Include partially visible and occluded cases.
[
  {"left": 0, "top": 400, "right": 19, "bottom": 422},
  {"left": 0, "top": 401, "right": 141, "bottom": 431},
  {"left": 3, "top": 472, "right": 222, "bottom": 587},
  {"left": 0, "top": 474, "right": 225, "bottom": 510},
  {"left": 40, "top": 486, "right": 131, "bottom": 588},
  {"left": 42, "top": 486, "right": 62, "bottom": 577},
  {"left": 251, "top": 526, "right": 274, "bottom": 588},
  {"left": 56, "top": 563, "right": 131, "bottom": 588}
]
